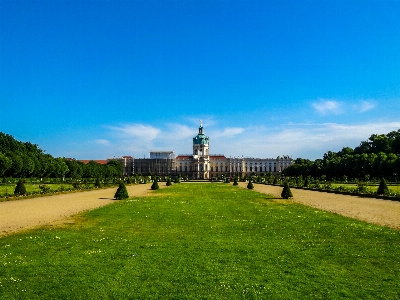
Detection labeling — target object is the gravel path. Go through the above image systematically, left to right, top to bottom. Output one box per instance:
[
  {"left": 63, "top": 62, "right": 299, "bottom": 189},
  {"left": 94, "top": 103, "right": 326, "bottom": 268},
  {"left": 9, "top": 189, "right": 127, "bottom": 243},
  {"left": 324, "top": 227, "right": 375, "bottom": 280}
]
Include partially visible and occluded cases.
[
  {"left": 238, "top": 182, "right": 400, "bottom": 230},
  {"left": 0, "top": 184, "right": 158, "bottom": 236}
]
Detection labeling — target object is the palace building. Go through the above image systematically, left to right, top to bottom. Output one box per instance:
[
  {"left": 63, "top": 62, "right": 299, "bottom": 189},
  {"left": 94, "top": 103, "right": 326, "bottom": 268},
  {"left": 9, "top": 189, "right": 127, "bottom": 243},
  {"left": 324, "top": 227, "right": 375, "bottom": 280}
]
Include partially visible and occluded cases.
[{"left": 128, "top": 122, "right": 293, "bottom": 179}]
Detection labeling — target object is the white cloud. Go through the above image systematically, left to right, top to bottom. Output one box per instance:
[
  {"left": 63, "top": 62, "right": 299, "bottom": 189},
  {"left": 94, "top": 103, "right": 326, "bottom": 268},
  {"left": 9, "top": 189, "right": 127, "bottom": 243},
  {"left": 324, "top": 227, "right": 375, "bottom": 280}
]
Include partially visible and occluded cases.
[
  {"left": 312, "top": 98, "right": 378, "bottom": 115},
  {"left": 312, "top": 99, "right": 343, "bottom": 115},
  {"left": 357, "top": 100, "right": 376, "bottom": 112},
  {"left": 86, "top": 121, "right": 400, "bottom": 161},
  {"left": 209, "top": 122, "right": 400, "bottom": 160},
  {"left": 108, "top": 124, "right": 160, "bottom": 141},
  {"left": 213, "top": 127, "right": 245, "bottom": 138},
  {"left": 94, "top": 139, "right": 110, "bottom": 145}
]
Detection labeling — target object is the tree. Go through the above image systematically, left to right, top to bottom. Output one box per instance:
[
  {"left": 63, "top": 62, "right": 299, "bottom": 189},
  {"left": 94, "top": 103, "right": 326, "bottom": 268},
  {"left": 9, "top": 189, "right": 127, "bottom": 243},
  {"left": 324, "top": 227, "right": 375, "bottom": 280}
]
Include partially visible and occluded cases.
[
  {"left": 0, "top": 152, "right": 12, "bottom": 177},
  {"left": 377, "top": 177, "right": 389, "bottom": 195},
  {"left": 14, "top": 179, "right": 27, "bottom": 196},
  {"left": 151, "top": 179, "right": 159, "bottom": 190},
  {"left": 247, "top": 180, "right": 254, "bottom": 189},
  {"left": 114, "top": 182, "right": 129, "bottom": 200},
  {"left": 281, "top": 182, "right": 293, "bottom": 199}
]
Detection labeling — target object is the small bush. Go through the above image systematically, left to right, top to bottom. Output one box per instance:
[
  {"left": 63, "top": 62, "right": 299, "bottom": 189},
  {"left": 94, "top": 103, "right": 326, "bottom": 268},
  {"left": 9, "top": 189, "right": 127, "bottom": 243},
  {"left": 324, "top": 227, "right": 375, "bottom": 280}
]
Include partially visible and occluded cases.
[
  {"left": 166, "top": 177, "right": 172, "bottom": 186},
  {"left": 233, "top": 177, "right": 238, "bottom": 186},
  {"left": 377, "top": 177, "right": 389, "bottom": 195},
  {"left": 95, "top": 178, "right": 102, "bottom": 188},
  {"left": 14, "top": 179, "right": 27, "bottom": 196},
  {"left": 151, "top": 179, "right": 159, "bottom": 190},
  {"left": 247, "top": 180, "right": 254, "bottom": 189},
  {"left": 114, "top": 182, "right": 129, "bottom": 200},
  {"left": 281, "top": 182, "right": 293, "bottom": 199},
  {"left": 39, "top": 184, "right": 51, "bottom": 194}
]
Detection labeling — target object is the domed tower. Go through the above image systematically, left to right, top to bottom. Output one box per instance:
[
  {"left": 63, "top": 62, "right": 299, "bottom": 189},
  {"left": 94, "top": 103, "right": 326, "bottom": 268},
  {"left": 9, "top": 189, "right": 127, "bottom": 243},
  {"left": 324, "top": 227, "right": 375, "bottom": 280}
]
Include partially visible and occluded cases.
[{"left": 192, "top": 120, "right": 210, "bottom": 179}]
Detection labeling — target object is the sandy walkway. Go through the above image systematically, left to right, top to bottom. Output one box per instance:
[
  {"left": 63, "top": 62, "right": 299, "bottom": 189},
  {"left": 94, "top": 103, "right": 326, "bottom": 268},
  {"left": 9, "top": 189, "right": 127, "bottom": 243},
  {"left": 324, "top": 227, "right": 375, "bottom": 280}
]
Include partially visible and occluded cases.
[
  {"left": 238, "top": 182, "right": 400, "bottom": 230},
  {"left": 0, "top": 184, "right": 159, "bottom": 237}
]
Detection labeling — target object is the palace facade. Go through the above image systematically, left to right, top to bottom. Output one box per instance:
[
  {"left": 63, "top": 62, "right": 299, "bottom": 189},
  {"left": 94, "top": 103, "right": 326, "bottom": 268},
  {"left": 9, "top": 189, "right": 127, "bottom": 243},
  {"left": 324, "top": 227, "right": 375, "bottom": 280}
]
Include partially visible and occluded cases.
[{"left": 128, "top": 123, "right": 293, "bottom": 179}]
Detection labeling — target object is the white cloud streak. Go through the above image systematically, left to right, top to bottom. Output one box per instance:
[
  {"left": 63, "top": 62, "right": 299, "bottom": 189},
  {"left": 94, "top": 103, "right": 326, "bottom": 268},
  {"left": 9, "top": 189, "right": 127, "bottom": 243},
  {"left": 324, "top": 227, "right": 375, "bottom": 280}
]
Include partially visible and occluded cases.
[
  {"left": 312, "top": 98, "right": 377, "bottom": 115},
  {"left": 312, "top": 99, "right": 343, "bottom": 115},
  {"left": 92, "top": 121, "right": 400, "bottom": 160}
]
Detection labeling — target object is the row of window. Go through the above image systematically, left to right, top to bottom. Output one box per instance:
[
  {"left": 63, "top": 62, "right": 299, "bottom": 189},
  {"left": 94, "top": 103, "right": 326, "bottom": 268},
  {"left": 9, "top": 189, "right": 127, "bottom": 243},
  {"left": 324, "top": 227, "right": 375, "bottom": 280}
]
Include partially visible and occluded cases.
[{"left": 178, "top": 165, "right": 278, "bottom": 172}]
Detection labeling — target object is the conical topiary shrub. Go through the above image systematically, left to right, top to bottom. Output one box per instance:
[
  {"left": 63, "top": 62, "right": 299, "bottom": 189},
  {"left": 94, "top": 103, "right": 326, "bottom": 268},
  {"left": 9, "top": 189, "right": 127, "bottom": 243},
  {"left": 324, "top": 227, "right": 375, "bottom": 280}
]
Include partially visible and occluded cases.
[
  {"left": 95, "top": 177, "right": 102, "bottom": 188},
  {"left": 166, "top": 177, "right": 172, "bottom": 186},
  {"left": 233, "top": 177, "right": 238, "bottom": 186},
  {"left": 303, "top": 177, "right": 309, "bottom": 188},
  {"left": 377, "top": 177, "right": 389, "bottom": 195},
  {"left": 14, "top": 179, "right": 27, "bottom": 196},
  {"left": 151, "top": 179, "right": 159, "bottom": 190},
  {"left": 247, "top": 180, "right": 254, "bottom": 189},
  {"left": 114, "top": 182, "right": 129, "bottom": 200},
  {"left": 281, "top": 182, "right": 293, "bottom": 199}
]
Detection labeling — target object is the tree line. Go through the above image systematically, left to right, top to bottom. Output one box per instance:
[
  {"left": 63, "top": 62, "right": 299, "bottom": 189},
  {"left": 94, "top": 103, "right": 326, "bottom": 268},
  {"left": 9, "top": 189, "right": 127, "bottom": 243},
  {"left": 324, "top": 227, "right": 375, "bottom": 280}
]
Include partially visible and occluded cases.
[
  {"left": 283, "top": 130, "right": 400, "bottom": 180},
  {"left": 0, "top": 132, "right": 122, "bottom": 179}
]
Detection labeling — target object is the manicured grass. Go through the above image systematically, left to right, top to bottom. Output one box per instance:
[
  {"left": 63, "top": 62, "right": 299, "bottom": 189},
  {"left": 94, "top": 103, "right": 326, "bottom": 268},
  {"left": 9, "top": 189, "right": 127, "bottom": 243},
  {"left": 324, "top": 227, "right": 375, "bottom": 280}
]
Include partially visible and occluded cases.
[
  {"left": 1, "top": 183, "right": 399, "bottom": 299},
  {"left": 0, "top": 184, "right": 75, "bottom": 195}
]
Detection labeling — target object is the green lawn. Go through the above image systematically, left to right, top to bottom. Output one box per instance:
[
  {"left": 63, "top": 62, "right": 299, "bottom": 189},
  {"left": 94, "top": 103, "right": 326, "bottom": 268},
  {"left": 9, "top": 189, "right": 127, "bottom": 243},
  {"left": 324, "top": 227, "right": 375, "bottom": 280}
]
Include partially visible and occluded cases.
[
  {"left": 0, "top": 183, "right": 75, "bottom": 195},
  {"left": 1, "top": 183, "right": 399, "bottom": 299}
]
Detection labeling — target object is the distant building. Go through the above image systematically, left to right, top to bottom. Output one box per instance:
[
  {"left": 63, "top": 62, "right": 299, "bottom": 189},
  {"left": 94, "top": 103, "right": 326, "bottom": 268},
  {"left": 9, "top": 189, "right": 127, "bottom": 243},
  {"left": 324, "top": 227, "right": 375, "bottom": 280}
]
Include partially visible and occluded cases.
[
  {"left": 174, "top": 122, "right": 293, "bottom": 179},
  {"left": 81, "top": 123, "right": 293, "bottom": 178},
  {"left": 150, "top": 151, "right": 175, "bottom": 159},
  {"left": 107, "top": 156, "right": 133, "bottom": 176}
]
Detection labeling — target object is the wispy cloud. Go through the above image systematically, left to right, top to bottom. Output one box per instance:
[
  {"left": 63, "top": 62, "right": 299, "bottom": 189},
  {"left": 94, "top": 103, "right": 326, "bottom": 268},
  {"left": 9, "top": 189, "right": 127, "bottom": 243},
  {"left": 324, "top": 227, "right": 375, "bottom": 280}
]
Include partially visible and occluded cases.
[
  {"left": 312, "top": 98, "right": 378, "bottom": 115},
  {"left": 312, "top": 99, "right": 343, "bottom": 115},
  {"left": 356, "top": 100, "right": 377, "bottom": 112},
  {"left": 88, "top": 121, "right": 400, "bottom": 160},
  {"left": 108, "top": 124, "right": 160, "bottom": 141},
  {"left": 213, "top": 127, "right": 245, "bottom": 138},
  {"left": 94, "top": 139, "right": 110, "bottom": 145}
]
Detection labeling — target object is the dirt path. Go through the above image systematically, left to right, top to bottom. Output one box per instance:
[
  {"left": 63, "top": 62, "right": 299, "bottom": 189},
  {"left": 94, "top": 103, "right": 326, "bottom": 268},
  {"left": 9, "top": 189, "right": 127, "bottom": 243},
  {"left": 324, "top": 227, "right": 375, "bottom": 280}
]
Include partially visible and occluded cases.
[
  {"left": 238, "top": 182, "right": 400, "bottom": 230},
  {"left": 0, "top": 184, "right": 160, "bottom": 237}
]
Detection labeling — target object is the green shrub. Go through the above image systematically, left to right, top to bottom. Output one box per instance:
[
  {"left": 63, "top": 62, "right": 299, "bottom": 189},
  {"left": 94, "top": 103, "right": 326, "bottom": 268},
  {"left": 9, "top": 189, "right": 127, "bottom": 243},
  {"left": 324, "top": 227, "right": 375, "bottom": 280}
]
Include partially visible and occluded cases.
[
  {"left": 166, "top": 177, "right": 172, "bottom": 186},
  {"left": 233, "top": 177, "right": 238, "bottom": 186},
  {"left": 377, "top": 177, "right": 389, "bottom": 195},
  {"left": 95, "top": 178, "right": 102, "bottom": 188},
  {"left": 14, "top": 179, "right": 27, "bottom": 196},
  {"left": 151, "top": 179, "right": 159, "bottom": 190},
  {"left": 247, "top": 180, "right": 254, "bottom": 189},
  {"left": 114, "top": 182, "right": 129, "bottom": 200},
  {"left": 281, "top": 182, "right": 293, "bottom": 199},
  {"left": 39, "top": 184, "right": 51, "bottom": 194}
]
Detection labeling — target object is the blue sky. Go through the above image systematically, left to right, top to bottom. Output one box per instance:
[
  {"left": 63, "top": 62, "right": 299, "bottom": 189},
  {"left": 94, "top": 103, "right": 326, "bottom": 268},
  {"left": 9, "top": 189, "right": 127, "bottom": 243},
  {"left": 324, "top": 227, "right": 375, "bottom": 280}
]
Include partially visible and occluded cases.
[{"left": 1, "top": 0, "right": 399, "bottom": 160}]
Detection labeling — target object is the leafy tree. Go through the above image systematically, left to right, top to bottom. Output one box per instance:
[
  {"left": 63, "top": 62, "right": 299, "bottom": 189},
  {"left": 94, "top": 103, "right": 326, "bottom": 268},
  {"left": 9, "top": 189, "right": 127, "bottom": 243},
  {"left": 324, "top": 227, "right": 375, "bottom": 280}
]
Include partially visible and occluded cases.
[
  {"left": 0, "top": 152, "right": 12, "bottom": 177},
  {"left": 377, "top": 178, "right": 389, "bottom": 195},
  {"left": 14, "top": 179, "right": 27, "bottom": 196},
  {"left": 151, "top": 179, "right": 159, "bottom": 190},
  {"left": 247, "top": 180, "right": 254, "bottom": 189},
  {"left": 114, "top": 182, "right": 129, "bottom": 200},
  {"left": 281, "top": 182, "right": 293, "bottom": 199}
]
